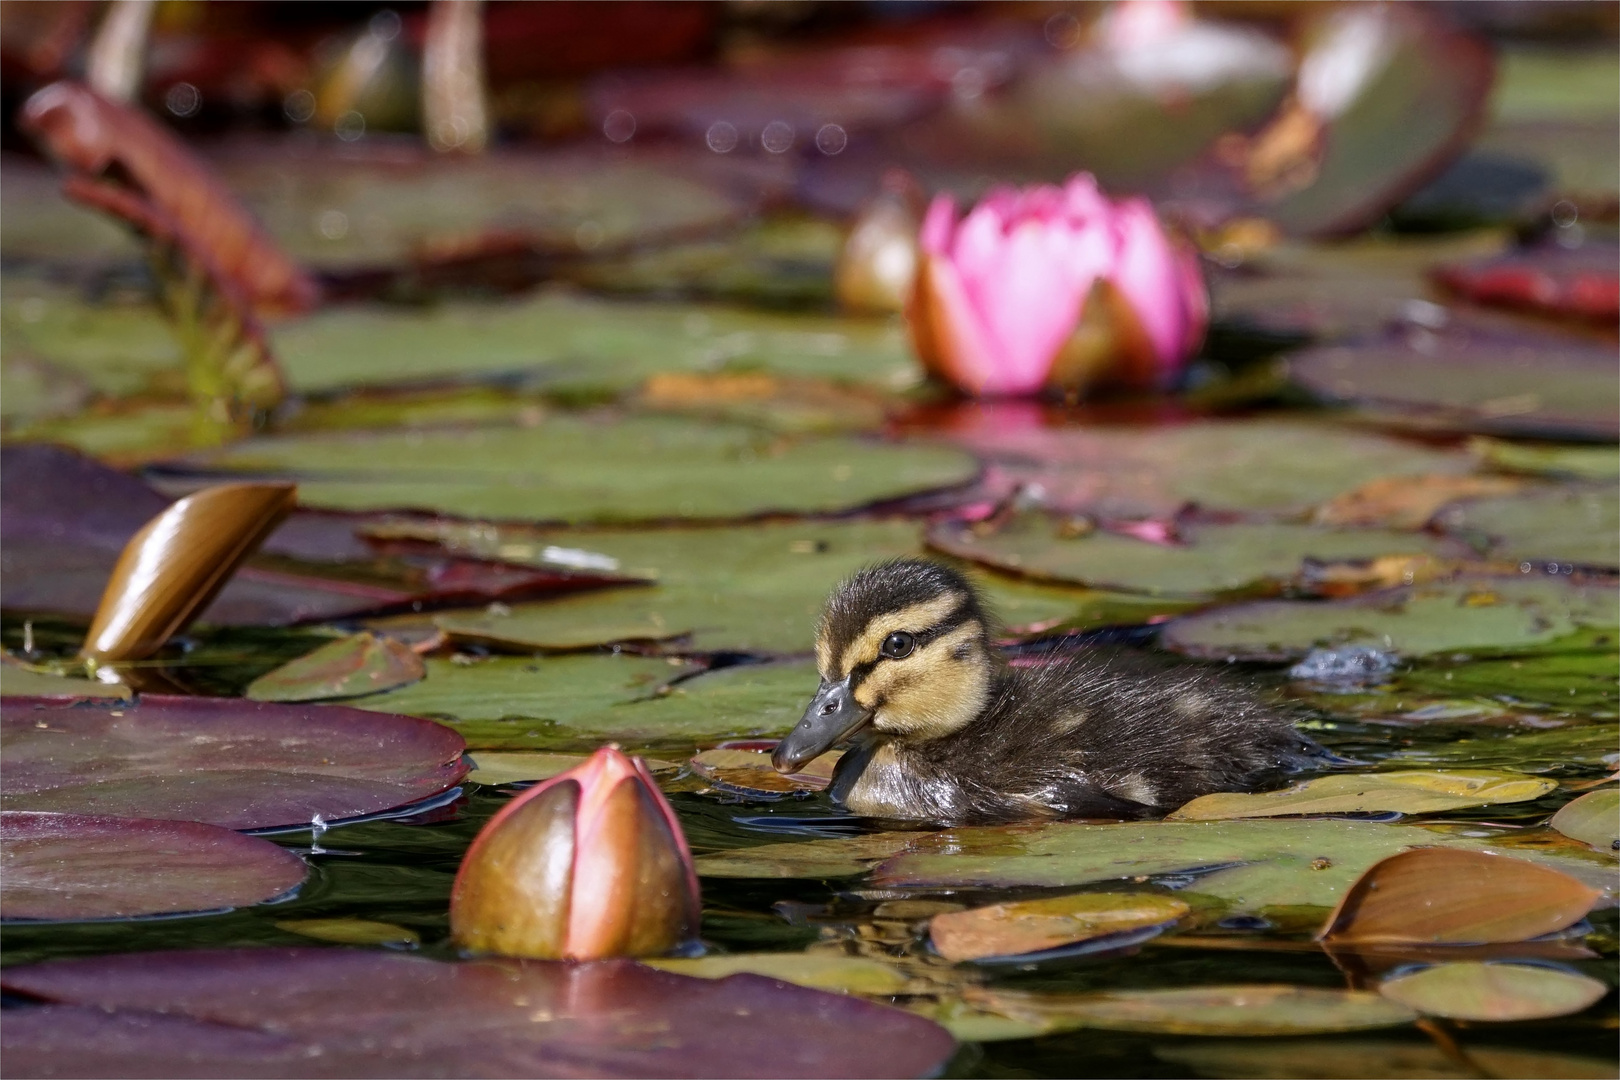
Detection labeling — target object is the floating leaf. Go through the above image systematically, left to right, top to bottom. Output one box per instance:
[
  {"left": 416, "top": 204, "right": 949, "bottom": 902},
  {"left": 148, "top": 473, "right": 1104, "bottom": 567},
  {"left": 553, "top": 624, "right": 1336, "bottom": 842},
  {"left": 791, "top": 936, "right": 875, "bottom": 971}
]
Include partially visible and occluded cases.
[
  {"left": 1433, "top": 242, "right": 1619, "bottom": 324},
  {"left": 1288, "top": 323, "right": 1619, "bottom": 441},
  {"left": 180, "top": 415, "right": 976, "bottom": 524},
  {"left": 940, "top": 415, "right": 1473, "bottom": 521},
  {"left": 1471, "top": 437, "right": 1620, "bottom": 482},
  {"left": 1313, "top": 474, "right": 1521, "bottom": 529},
  {"left": 81, "top": 482, "right": 296, "bottom": 663},
  {"left": 1435, "top": 487, "right": 1619, "bottom": 570},
  {"left": 929, "top": 516, "right": 1457, "bottom": 598},
  {"left": 401, "top": 519, "right": 1081, "bottom": 654},
  {"left": 1162, "top": 575, "right": 1619, "bottom": 662},
  {"left": 437, "top": 607, "right": 687, "bottom": 652},
  {"left": 245, "top": 633, "right": 425, "bottom": 702},
  {"left": 1396, "top": 646, "right": 1619, "bottom": 717},
  {"left": 0, "top": 661, "right": 129, "bottom": 700},
  {"left": 1, "top": 695, "right": 468, "bottom": 830},
  {"left": 1385, "top": 724, "right": 1620, "bottom": 779},
  {"left": 690, "top": 745, "right": 840, "bottom": 796},
  {"left": 467, "top": 751, "right": 671, "bottom": 787},
  {"left": 1169, "top": 771, "right": 1555, "bottom": 822},
  {"left": 1550, "top": 789, "right": 1620, "bottom": 855},
  {"left": 1, "top": 811, "right": 306, "bottom": 921},
  {"left": 1319, "top": 848, "right": 1601, "bottom": 945},
  {"left": 929, "top": 893, "right": 1189, "bottom": 963},
  {"left": 273, "top": 919, "right": 419, "bottom": 948},
  {"left": 0, "top": 949, "right": 958, "bottom": 1079},
  {"left": 644, "top": 953, "right": 910, "bottom": 996},
  {"left": 1378, "top": 962, "right": 1607, "bottom": 1022},
  {"left": 966, "top": 984, "right": 1416, "bottom": 1037},
  {"left": 1158, "top": 1039, "right": 1619, "bottom": 1079}
]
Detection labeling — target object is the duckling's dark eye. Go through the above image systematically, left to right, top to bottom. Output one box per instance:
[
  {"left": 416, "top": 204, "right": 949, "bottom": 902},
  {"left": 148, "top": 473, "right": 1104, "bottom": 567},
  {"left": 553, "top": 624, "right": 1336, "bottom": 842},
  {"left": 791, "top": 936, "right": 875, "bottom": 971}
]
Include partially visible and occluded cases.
[{"left": 880, "top": 631, "right": 915, "bottom": 659}]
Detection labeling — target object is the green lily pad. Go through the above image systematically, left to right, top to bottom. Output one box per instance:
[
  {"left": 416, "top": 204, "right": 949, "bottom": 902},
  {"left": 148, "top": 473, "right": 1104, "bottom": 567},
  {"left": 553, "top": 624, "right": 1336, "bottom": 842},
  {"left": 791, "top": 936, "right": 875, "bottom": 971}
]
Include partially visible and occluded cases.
[
  {"left": 0, "top": 279, "right": 179, "bottom": 400},
  {"left": 271, "top": 290, "right": 917, "bottom": 397},
  {"left": 0, "top": 356, "right": 90, "bottom": 427},
  {"left": 184, "top": 416, "right": 976, "bottom": 523},
  {"left": 946, "top": 416, "right": 1474, "bottom": 521},
  {"left": 1472, "top": 437, "right": 1620, "bottom": 482},
  {"left": 1436, "top": 487, "right": 1620, "bottom": 569},
  {"left": 929, "top": 517, "right": 1459, "bottom": 598},
  {"left": 403, "top": 519, "right": 1084, "bottom": 654},
  {"left": 1161, "top": 575, "right": 1620, "bottom": 662},
  {"left": 245, "top": 633, "right": 425, "bottom": 703},
  {"left": 1396, "top": 646, "right": 1619, "bottom": 716},
  {"left": 350, "top": 655, "right": 814, "bottom": 754},
  {"left": 0, "top": 663, "right": 130, "bottom": 700},
  {"left": 1385, "top": 724, "right": 1619, "bottom": 777},
  {"left": 464, "top": 751, "right": 679, "bottom": 787},
  {"left": 1168, "top": 771, "right": 1556, "bottom": 821},
  {"left": 1550, "top": 789, "right": 1620, "bottom": 855},
  {"left": 274, "top": 918, "right": 420, "bottom": 949},
  {"left": 642, "top": 953, "right": 910, "bottom": 996},
  {"left": 1377, "top": 962, "right": 1607, "bottom": 1022},
  {"left": 968, "top": 984, "right": 1416, "bottom": 1037}
]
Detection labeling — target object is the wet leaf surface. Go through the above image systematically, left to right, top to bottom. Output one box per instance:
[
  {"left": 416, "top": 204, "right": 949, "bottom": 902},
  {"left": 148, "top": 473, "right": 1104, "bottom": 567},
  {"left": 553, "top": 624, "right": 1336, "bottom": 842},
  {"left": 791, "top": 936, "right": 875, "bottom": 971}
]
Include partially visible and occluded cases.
[
  {"left": 180, "top": 415, "right": 977, "bottom": 523},
  {"left": 1471, "top": 437, "right": 1620, "bottom": 482},
  {"left": 1435, "top": 486, "right": 1620, "bottom": 569},
  {"left": 930, "top": 516, "right": 1460, "bottom": 598},
  {"left": 1162, "top": 575, "right": 1620, "bottom": 662},
  {"left": 245, "top": 633, "right": 426, "bottom": 702},
  {"left": 1394, "top": 645, "right": 1620, "bottom": 717},
  {"left": 0, "top": 662, "right": 130, "bottom": 699},
  {"left": 1, "top": 695, "right": 468, "bottom": 830},
  {"left": 690, "top": 745, "right": 840, "bottom": 796},
  {"left": 465, "top": 751, "right": 678, "bottom": 787},
  {"left": 1168, "top": 771, "right": 1556, "bottom": 821},
  {"left": 1550, "top": 789, "right": 1620, "bottom": 855},
  {"left": 1, "top": 811, "right": 307, "bottom": 922},
  {"left": 1320, "top": 848, "right": 1601, "bottom": 945},
  {"left": 929, "top": 893, "right": 1190, "bottom": 963},
  {"left": 272, "top": 918, "right": 420, "bottom": 948},
  {"left": 0, "top": 949, "right": 957, "bottom": 1079},
  {"left": 644, "top": 952, "right": 911, "bottom": 996},
  {"left": 1377, "top": 961, "right": 1608, "bottom": 1022},
  {"left": 966, "top": 984, "right": 1417, "bottom": 1037},
  {"left": 1157, "top": 1039, "right": 1619, "bottom": 1079}
]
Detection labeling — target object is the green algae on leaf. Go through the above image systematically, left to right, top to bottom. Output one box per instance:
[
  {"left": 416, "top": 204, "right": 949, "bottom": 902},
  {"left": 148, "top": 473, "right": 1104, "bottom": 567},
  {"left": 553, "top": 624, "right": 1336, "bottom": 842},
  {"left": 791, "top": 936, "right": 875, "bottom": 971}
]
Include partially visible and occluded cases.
[
  {"left": 184, "top": 415, "right": 977, "bottom": 523},
  {"left": 1435, "top": 486, "right": 1620, "bottom": 569},
  {"left": 929, "top": 516, "right": 1460, "bottom": 598},
  {"left": 1162, "top": 575, "right": 1620, "bottom": 662},
  {"left": 245, "top": 632, "right": 425, "bottom": 702},
  {"left": 1168, "top": 771, "right": 1555, "bottom": 821},
  {"left": 1550, "top": 789, "right": 1620, "bottom": 855},
  {"left": 1, "top": 811, "right": 307, "bottom": 922},
  {"left": 1377, "top": 962, "right": 1607, "bottom": 1022},
  {"left": 966, "top": 984, "right": 1416, "bottom": 1037}
]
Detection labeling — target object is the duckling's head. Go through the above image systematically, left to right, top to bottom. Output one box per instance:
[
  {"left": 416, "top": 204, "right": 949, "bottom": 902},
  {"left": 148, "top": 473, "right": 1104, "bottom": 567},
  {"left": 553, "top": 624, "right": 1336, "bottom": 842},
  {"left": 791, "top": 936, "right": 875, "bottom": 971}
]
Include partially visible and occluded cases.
[{"left": 772, "top": 558, "right": 994, "bottom": 773}]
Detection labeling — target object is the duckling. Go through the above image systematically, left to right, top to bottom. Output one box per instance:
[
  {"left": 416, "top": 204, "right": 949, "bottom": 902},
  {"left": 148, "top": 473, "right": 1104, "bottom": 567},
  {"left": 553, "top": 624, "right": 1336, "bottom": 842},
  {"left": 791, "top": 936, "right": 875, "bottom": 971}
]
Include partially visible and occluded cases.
[{"left": 771, "top": 558, "right": 1321, "bottom": 824}]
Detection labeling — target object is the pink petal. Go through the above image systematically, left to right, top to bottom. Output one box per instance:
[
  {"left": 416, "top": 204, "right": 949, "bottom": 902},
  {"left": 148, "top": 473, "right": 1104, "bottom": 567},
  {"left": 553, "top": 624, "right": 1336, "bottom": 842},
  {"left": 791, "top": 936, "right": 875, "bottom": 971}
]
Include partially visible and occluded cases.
[
  {"left": 919, "top": 193, "right": 958, "bottom": 255},
  {"left": 1107, "top": 198, "right": 1198, "bottom": 381},
  {"left": 914, "top": 253, "right": 1009, "bottom": 395}
]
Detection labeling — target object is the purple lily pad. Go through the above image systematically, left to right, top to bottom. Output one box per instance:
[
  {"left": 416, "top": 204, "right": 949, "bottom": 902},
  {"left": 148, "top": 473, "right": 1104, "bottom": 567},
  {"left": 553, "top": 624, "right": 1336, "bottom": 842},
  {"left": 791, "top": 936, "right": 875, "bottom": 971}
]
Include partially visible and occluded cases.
[
  {"left": 1287, "top": 320, "right": 1619, "bottom": 441},
  {"left": 0, "top": 444, "right": 634, "bottom": 626},
  {"left": 1, "top": 695, "right": 468, "bottom": 830},
  {"left": 0, "top": 811, "right": 306, "bottom": 922},
  {"left": 0, "top": 949, "right": 957, "bottom": 1079}
]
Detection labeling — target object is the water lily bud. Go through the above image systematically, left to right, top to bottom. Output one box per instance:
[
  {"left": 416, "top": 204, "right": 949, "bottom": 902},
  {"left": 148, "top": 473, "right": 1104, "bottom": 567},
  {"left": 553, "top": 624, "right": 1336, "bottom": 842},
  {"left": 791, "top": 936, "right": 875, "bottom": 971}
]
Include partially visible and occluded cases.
[
  {"left": 835, "top": 170, "right": 925, "bottom": 314},
  {"left": 908, "top": 172, "right": 1207, "bottom": 398},
  {"left": 451, "top": 745, "right": 700, "bottom": 960}
]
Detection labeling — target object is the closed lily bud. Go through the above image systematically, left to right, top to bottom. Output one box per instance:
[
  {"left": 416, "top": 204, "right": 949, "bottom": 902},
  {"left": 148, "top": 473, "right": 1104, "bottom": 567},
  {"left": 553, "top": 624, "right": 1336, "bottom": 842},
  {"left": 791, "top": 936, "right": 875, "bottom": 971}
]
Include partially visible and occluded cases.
[
  {"left": 835, "top": 170, "right": 925, "bottom": 315},
  {"left": 908, "top": 172, "right": 1207, "bottom": 398},
  {"left": 451, "top": 746, "right": 700, "bottom": 960}
]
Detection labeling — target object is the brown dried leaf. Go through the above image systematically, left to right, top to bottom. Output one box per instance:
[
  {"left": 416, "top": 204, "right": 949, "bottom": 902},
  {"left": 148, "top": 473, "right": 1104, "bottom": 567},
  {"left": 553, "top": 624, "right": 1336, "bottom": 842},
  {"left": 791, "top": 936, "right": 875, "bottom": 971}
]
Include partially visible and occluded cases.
[
  {"left": 20, "top": 81, "right": 319, "bottom": 314},
  {"left": 1313, "top": 474, "right": 1522, "bottom": 529},
  {"left": 82, "top": 483, "right": 297, "bottom": 662},
  {"left": 689, "top": 745, "right": 840, "bottom": 795},
  {"left": 1318, "top": 848, "right": 1601, "bottom": 946},
  {"left": 929, "top": 892, "right": 1189, "bottom": 963}
]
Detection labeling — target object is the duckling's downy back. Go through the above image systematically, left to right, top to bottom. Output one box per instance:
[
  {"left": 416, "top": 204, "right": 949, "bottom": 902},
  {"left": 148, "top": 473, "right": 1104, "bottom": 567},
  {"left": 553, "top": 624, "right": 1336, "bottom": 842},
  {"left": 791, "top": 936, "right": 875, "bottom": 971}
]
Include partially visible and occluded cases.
[{"left": 779, "top": 557, "right": 1321, "bottom": 824}]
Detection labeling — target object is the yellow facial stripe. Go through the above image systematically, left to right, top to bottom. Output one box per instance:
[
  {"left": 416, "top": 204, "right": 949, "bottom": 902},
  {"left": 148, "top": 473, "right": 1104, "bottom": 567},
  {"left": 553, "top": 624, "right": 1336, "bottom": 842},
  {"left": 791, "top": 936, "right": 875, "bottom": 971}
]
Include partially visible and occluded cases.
[
  {"left": 836, "top": 592, "right": 965, "bottom": 675},
  {"left": 860, "top": 620, "right": 987, "bottom": 737}
]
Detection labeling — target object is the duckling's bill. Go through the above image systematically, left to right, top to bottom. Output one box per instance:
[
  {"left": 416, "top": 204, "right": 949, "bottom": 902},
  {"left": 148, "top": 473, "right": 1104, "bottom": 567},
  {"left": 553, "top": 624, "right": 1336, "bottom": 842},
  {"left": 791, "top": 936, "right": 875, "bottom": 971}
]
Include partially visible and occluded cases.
[{"left": 772, "top": 675, "right": 872, "bottom": 773}]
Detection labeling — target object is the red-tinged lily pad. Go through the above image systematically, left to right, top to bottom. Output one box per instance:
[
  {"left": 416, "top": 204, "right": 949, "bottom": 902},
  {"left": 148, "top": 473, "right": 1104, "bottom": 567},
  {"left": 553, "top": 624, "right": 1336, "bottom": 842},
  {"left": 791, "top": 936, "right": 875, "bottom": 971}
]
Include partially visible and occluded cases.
[
  {"left": 1434, "top": 241, "right": 1620, "bottom": 324},
  {"left": 1287, "top": 322, "right": 1620, "bottom": 442},
  {"left": 0, "top": 444, "right": 632, "bottom": 626},
  {"left": 1161, "top": 575, "right": 1619, "bottom": 662},
  {"left": 245, "top": 633, "right": 425, "bottom": 703},
  {"left": 0, "top": 695, "right": 468, "bottom": 830},
  {"left": 1550, "top": 789, "right": 1620, "bottom": 855},
  {"left": 0, "top": 811, "right": 306, "bottom": 922},
  {"left": 1319, "top": 848, "right": 1602, "bottom": 946},
  {"left": 929, "top": 893, "right": 1189, "bottom": 964},
  {"left": 0, "top": 949, "right": 957, "bottom": 1079},
  {"left": 1377, "top": 961, "right": 1608, "bottom": 1022}
]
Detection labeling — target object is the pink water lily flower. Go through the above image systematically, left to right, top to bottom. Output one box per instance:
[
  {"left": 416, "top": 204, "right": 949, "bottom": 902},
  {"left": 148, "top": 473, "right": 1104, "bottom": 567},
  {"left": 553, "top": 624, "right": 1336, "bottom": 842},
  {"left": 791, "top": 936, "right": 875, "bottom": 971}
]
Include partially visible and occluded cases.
[{"left": 908, "top": 173, "right": 1207, "bottom": 398}]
